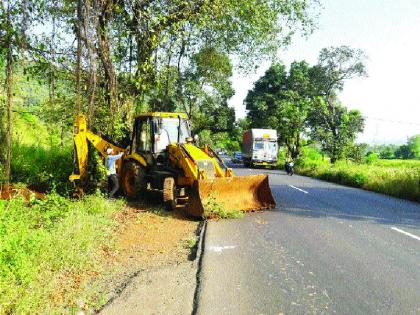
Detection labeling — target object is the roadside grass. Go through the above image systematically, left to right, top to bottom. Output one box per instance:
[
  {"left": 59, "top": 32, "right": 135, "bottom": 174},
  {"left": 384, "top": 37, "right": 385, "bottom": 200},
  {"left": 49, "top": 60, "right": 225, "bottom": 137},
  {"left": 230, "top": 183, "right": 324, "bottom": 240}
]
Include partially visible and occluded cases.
[
  {"left": 10, "top": 143, "right": 74, "bottom": 193},
  {"left": 296, "top": 159, "right": 420, "bottom": 202},
  {"left": 0, "top": 192, "right": 125, "bottom": 314},
  {"left": 203, "top": 196, "right": 244, "bottom": 219}
]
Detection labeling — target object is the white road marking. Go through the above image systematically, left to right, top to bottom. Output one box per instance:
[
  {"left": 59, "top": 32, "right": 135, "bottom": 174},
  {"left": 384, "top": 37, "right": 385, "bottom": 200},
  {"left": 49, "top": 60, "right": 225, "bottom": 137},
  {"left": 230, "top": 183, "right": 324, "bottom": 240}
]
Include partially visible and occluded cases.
[
  {"left": 289, "top": 185, "right": 309, "bottom": 194},
  {"left": 391, "top": 227, "right": 420, "bottom": 241},
  {"left": 208, "top": 245, "right": 236, "bottom": 253}
]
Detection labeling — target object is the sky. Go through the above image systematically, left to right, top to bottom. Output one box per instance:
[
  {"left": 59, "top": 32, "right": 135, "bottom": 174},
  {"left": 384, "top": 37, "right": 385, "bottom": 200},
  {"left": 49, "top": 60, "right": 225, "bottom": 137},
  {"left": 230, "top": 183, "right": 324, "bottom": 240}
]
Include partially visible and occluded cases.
[{"left": 229, "top": 0, "right": 420, "bottom": 144}]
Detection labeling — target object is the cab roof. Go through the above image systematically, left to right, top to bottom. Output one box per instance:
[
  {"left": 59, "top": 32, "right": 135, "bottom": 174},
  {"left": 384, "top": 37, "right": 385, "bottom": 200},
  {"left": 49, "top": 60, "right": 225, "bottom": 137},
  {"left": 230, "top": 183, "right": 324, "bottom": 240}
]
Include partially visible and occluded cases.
[{"left": 135, "top": 112, "right": 188, "bottom": 119}]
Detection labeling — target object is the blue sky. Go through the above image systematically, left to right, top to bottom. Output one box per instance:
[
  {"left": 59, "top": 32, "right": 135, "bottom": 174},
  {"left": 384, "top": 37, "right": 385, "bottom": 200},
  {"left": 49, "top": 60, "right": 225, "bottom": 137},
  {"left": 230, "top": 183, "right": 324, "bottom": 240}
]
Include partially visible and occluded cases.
[{"left": 229, "top": 0, "right": 420, "bottom": 144}]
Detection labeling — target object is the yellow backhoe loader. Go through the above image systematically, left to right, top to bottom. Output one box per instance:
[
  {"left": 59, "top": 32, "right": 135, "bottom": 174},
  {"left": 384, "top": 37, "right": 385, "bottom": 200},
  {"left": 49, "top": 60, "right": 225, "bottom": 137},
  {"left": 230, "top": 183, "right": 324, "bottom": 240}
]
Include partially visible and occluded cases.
[{"left": 69, "top": 112, "right": 275, "bottom": 218}]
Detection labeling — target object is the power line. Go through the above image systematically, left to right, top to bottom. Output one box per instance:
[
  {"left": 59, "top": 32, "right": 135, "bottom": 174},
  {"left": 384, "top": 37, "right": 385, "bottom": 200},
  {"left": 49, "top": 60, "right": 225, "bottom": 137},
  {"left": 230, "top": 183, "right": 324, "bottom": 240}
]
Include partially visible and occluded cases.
[{"left": 363, "top": 116, "right": 420, "bottom": 127}]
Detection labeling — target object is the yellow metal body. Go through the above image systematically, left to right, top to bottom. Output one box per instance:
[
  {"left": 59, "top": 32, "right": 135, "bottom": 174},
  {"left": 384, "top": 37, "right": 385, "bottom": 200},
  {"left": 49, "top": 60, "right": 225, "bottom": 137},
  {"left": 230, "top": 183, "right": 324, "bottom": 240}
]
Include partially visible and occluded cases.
[
  {"left": 70, "top": 112, "right": 275, "bottom": 218},
  {"left": 69, "top": 114, "right": 125, "bottom": 182}
]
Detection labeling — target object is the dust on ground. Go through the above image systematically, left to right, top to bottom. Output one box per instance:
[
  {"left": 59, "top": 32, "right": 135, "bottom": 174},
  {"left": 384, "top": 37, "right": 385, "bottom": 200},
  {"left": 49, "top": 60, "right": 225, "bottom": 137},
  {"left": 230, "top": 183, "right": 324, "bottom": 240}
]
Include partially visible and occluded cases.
[{"left": 80, "top": 200, "right": 201, "bottom": 315}]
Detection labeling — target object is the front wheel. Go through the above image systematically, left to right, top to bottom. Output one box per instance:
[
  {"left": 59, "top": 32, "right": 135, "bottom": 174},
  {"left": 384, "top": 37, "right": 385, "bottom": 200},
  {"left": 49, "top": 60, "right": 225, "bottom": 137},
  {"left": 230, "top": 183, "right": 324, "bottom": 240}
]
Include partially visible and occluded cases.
[
  {"left": 121, "top": 161, "right": 147, "bottom": 199},
  {"left": 163, "top": 177, "right": 177, "bottom": 211}
]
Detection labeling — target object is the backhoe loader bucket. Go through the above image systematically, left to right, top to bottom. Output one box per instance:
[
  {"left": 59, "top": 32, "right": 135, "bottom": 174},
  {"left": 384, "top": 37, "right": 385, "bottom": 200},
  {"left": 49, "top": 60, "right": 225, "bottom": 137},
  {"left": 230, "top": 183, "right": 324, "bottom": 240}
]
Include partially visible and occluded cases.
[{"left": 186, "top": 174, "right": 275, "bottom": 218}]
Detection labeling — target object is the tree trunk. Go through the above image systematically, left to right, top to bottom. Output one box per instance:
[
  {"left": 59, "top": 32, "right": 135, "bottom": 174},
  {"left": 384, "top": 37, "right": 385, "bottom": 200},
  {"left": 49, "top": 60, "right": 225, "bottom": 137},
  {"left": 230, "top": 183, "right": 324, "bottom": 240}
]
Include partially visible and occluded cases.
[
  {"left": 75, "top": 0, "right": 83, "bottom": 112},
  {"left": 83, "top": 0, "right": 97, "bottom": 123},
  {"left": 96, "top": 0, "right": 118, "bottom": 114},
  {"left": 4, "top": 19, "right": 13, "bottom": 185},
  {"left": 60, "top": 123, "right": 64, "bottom": 147}
]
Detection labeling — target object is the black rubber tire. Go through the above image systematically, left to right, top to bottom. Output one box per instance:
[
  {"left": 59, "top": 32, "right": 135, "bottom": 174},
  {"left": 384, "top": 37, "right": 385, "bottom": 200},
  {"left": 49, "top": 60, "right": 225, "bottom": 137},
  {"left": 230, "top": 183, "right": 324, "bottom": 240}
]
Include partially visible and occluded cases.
[
  {"left": 121, "top": 160, "right": 147, "bottom": 199},
  {"left": 163, "top": 177, "right": 176, "bottom": 211}
]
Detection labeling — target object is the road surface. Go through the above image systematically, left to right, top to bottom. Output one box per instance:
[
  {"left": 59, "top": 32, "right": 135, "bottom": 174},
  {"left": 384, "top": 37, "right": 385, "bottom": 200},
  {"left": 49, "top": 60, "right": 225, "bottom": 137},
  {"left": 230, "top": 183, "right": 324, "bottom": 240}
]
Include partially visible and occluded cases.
[{"left": 195, "top": 164, "right": 420, "bottom": 315}]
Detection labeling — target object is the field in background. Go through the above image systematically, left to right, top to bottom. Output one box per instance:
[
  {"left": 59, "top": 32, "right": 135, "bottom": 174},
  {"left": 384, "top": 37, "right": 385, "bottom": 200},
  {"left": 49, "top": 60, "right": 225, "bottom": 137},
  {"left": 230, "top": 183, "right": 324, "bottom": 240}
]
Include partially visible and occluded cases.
[{"left": 295, "top": 154, "right": 420, "bottom": 202}]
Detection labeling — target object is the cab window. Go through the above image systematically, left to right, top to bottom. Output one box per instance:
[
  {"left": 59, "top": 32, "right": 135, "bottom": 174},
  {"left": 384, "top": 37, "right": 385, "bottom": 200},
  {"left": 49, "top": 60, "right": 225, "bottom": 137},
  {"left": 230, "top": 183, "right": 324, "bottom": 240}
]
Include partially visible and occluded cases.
[{"left": 135, "top": 118, "right": 152, "bottom": 153}]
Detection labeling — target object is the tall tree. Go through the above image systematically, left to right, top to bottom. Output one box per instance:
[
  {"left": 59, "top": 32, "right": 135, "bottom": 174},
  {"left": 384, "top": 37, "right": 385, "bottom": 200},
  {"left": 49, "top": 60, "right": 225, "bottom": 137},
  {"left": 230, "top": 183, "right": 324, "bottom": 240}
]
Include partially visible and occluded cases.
[
  {"left": 3, "top": 0, "right": 14, "bottom": 184},
  {"left": 310, "top": 45, "right": 367, "bottom": 101},
  {"left": 306, "top": 46, "right": 367, "bottom": 162},
  {"left": 245, "top": 61, "right": 313, "bottom": 159},
  {"left": 308, "top": 98, "right": 365, "bottom": 163}
]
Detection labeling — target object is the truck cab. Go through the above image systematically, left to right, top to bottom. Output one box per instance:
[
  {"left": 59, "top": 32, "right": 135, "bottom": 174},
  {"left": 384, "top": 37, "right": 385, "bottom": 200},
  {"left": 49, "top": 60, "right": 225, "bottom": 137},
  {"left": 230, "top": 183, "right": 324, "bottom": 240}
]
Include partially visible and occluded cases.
[{"left": 242, "top": 129, "right": 278, "bottom": 168}]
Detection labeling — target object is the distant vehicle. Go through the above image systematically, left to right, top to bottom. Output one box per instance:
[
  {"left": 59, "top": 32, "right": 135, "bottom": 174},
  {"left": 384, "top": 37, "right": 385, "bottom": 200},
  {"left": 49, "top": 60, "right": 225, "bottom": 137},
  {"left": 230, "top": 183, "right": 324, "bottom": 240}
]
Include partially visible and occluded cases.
[
  {"left": 242, "top": 129, "right": 278, "bottom": 168},
  {"left": 231, "top": 151, "right": 242, "bottom": 163},
  {"left": 285, "top": 161, "right": 294, "bottom": 175}
]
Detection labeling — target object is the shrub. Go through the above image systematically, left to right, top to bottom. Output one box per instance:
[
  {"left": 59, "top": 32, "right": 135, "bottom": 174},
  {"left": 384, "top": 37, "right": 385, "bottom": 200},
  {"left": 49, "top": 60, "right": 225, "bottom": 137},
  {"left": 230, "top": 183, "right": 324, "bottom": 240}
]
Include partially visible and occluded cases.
[
  {"left": 10, "top": 143, "right": 73, "bottom": 193},
  {"left": 296, "top": 158, "right": 420, "bottom": 201},
  {"left": 0, "top": 193, "right": 125, "bottom": 314},
  {"left": 203, "top": 196, "right": 244, "bottom": 219}
]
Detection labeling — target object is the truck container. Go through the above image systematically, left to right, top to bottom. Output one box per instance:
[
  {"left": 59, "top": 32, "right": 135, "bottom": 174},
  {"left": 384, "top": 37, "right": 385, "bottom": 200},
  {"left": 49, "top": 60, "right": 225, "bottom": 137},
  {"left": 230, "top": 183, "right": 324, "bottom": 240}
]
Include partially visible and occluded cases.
[{"left": 242, "top": 129, "right": 278, "bottom": 167}]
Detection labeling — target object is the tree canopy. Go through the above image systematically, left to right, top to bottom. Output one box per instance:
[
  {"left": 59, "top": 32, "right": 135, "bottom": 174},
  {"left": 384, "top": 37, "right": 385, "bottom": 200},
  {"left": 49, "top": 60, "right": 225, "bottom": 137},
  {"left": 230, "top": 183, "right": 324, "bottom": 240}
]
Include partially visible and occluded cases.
[
  {"left": 0, "top": 0, "right": 320, "bottom": 182},
  {"left": 245, "top": 46, "right": 367, "bottom": 162}
]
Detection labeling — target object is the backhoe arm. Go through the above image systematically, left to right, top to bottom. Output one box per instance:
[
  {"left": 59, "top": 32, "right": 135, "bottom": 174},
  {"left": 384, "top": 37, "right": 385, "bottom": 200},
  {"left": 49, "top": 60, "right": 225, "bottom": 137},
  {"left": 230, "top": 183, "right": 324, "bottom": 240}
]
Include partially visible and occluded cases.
[{"left": 69, "top": 113, "right": 125, "bottom": 183}]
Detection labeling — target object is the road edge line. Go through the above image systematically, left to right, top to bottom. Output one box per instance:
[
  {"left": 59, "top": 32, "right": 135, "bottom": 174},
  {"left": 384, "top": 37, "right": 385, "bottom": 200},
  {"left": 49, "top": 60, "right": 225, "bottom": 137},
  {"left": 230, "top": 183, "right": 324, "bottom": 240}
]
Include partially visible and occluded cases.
[{"left": 191, "top": 219, "right": 208, "bottom": 315}]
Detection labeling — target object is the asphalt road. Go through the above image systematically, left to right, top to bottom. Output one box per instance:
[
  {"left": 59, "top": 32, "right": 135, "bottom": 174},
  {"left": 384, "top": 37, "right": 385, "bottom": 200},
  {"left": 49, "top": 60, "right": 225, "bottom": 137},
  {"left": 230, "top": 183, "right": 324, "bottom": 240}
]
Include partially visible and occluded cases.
[{"left": 195, "top": 163, "right": 420, "bottom": 315}]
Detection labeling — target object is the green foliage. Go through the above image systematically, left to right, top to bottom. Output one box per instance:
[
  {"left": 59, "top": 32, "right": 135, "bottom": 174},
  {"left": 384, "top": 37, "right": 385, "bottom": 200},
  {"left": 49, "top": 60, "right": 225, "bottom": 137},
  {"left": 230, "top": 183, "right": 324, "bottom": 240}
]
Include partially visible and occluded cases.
[
  {"left": 245, "top": 46, "right": 367, "bottom": 162},
  {"left": 312, "top": 46, "right": 367, "bottom": 98},
  {"left": 181, "top": 47, "right": 236, "bottom": 133},
  {"left": 245, "top": 61, "right": 312, "bottom": 159},
  {"left": 308, "top": 98, "right": 364, "bottom": 163},
  {"left": 198, "top": 130, "right": 240, "bottom": 154},
  {"left": 407, "top": 134, "right": 420, "bottom": 159},
  {"left": 10, "top": 143, "right": 73, "bottom": 193},
  {"left": 347, "top": 143, "right": 368, "bottom": 163},
  {"left": 370, "top": 144, "right": 398, "bottom": 159},
  {"left": 295, "top": 146, "right": 324, "bottom": 168},
  {"left": 365, "top": 151, "right": 379, "bottom": 164},
  {"left": 296, "top": 158, "right": 420, "bottom": 201},
  {"left": 0, "top": 193, "right": 125, "bottom": 314},
  {"left": 204, "top": 196, "right": 244, "bottom": 219}
]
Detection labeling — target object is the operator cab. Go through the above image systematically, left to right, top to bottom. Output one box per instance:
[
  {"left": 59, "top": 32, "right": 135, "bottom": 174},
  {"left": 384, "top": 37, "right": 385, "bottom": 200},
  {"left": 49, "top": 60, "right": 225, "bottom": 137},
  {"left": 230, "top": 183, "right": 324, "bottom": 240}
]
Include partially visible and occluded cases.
[{"left": 130, "top": 112, "right": 192, "bottom": 164}]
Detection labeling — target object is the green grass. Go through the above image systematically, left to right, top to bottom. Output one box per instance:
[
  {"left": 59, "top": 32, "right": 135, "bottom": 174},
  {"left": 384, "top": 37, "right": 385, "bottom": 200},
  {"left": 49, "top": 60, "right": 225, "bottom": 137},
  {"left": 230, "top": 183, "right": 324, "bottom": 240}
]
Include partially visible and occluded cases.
[
  {"left": 10, "top": 143, "right": 74, "bottom": 193},
  {"left": 296, "top": 159, "right": 420, "bottom": 202},
  {"left": 0, "top": 192, "right": 125, "bottom": 314},
  {"left": 203, "top": 196, "right": 244, "bottom": 219}
]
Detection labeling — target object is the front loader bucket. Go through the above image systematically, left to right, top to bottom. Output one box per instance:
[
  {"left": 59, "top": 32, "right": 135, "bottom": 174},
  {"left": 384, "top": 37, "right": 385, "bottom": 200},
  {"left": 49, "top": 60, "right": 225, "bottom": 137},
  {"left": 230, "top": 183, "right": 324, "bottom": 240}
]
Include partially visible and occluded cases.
[{"left": 186, "top": 174, "right": 276, "bottom": 218}]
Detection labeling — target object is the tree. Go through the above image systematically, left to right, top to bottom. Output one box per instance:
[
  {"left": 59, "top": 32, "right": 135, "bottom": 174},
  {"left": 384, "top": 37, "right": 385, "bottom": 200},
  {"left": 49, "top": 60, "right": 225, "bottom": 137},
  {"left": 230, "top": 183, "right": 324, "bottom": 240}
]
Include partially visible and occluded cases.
[
  {"left": 0, "top": 0, "right": 35, "bottom": 184},
  {"left": 310, "top": 45, "right": 367, "bottom": 101},
  {"left": 179, "top": 46, "right": 235, "bottom": 134},
  {"left": 305, "top": 46, "right": 367, "bottom": 162},
  {"left": 245, "top": 61, "right": 313, "bottom": 159},
  {"left": 308, "top": 98, "right": 364, "bottom": 163},
  {"left": 407, "top": 134, "right": 420, "bottom": 159},
  {"left": 347, "top": 143, "right": 367, "bottom": 163},
  {"left": 395, "top": 144, "right": 412, "bottom": 160},
  {"left": 377, "top": 145, "right": 397, "bottom": 159}
]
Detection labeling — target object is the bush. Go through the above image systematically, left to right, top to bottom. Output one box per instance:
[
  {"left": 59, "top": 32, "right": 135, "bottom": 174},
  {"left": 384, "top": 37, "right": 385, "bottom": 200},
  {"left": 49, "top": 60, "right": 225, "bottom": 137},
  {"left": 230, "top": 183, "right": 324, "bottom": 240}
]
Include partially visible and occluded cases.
[
  {"left": 10, "top": 143, "right": 73, "bottom": 193},
  {"left": 365, "top": 151, "right": 379, "bottom": 164},
  {"left": 296, "top": 158, "right": 420, "bottom": 201},
  {"left": 0, "top": 193, "right": 124, "bottom": 314},
  {"left": 203, "top": 196, "right": 244, "bottom": 219}
]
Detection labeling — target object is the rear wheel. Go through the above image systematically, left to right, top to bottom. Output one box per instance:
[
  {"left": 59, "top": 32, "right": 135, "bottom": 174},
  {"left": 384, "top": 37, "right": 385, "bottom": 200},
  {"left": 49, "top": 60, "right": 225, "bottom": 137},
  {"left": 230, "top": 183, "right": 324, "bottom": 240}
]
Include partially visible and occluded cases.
[
  {"left": 121, "top": 161, "right": 147, "bottom": 199},
  {"left": 163, "top": 177, "right": 177, "bottom": 211}
]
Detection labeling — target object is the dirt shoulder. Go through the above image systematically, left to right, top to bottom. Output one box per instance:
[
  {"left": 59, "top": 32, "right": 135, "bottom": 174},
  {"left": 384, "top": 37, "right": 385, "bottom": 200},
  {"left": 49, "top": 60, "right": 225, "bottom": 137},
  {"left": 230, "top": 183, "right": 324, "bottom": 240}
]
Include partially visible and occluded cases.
[{"left": 79, "top": 202, "right": 201, "bottom": 314}]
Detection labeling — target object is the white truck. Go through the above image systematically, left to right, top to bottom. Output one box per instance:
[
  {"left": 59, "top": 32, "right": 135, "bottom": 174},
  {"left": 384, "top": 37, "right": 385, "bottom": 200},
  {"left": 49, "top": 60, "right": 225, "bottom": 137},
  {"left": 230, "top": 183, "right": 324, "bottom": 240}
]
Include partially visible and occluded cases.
[{"left": 241, "top": 129, "right": 278, "bottom": 167}]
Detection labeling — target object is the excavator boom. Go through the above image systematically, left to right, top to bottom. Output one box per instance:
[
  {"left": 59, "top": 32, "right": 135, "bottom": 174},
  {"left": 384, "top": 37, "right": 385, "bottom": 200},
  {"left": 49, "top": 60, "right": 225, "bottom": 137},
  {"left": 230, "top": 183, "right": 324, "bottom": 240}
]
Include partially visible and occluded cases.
[{"left": 70, "top": 114, "right": 124, "bottom": 184}]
